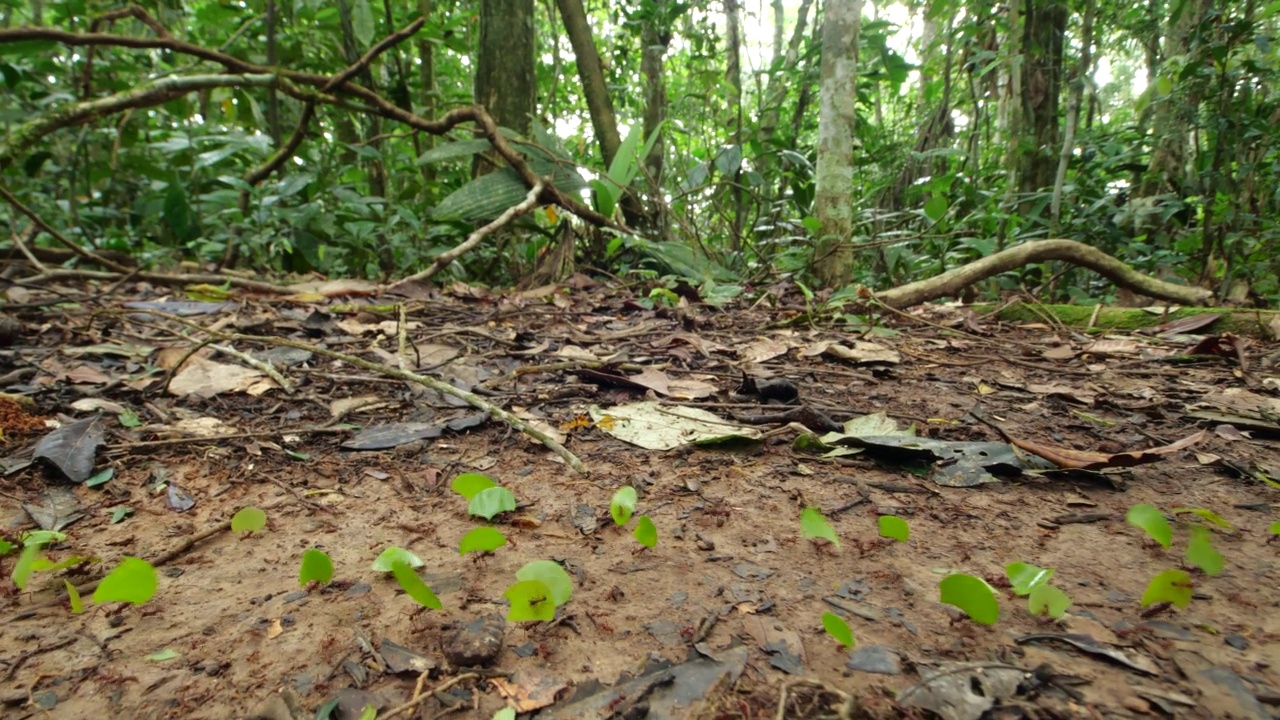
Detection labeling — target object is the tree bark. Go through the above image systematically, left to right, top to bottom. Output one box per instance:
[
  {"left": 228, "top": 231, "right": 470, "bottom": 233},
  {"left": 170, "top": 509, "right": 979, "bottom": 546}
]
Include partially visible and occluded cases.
[
  {"left": 476, "top": 0, "right": 535, "bottom": 145},
  {"left": 555, "top": 0, "right": 620, "bottom": 166},
  {"left": 811, "top": 0, "right": 862, "bottom": 288},
  {"left": 1018, "top": 0, "right": 1067, "bottom": 200}
]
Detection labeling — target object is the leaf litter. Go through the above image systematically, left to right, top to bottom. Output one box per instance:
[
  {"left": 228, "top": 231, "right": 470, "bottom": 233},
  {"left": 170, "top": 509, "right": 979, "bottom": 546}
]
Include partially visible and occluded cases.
[{"left": 0, "top": 278, "right": 1277, "bottom": 718}]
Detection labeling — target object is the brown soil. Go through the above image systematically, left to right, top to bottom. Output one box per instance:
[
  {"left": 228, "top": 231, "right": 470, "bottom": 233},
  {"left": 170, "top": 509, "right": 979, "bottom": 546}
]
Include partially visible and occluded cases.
[{"left": 1, "top": 283, "right": 1278, "bottom": 720}]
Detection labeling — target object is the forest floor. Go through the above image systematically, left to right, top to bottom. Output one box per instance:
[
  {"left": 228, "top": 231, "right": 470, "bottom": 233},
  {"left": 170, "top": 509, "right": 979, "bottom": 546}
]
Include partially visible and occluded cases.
[{"left": 1, "top": 276, "right": 1279, "bottom": 720}]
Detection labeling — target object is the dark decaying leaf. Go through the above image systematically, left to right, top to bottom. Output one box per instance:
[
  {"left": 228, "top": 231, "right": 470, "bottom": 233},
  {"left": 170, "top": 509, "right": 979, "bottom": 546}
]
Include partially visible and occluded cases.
[
  {"left": 32, "top": 417, "right": 106, "bottom": 483},
  {"left": 341, "top": 423, "right": 444, "bottom": 450},
  {"left": 23, "top": 486, "right": 85, "bottom": 531}
]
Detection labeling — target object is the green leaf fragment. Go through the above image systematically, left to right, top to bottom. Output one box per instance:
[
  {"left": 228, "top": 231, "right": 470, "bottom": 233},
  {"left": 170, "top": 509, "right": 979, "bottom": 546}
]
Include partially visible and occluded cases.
[
  {"left": 85, "top": 468, "right": 115, "bottom": 488},
  {"left": 451, "top": 472, "right": 496, "bottom": 500},
  {"left": 468, "top": 486, "right": 517, "bottom": 520},
  {"left": 611, "top": 486, "right": 638, "bottom": 526},
  {"left": 1126, "top": 504, "right": 1173, "bottom": 547},
  {"left": 231, "top": 506, "right": 267, "bottom": 534},
  {"left": 800, "top": 507, "right": 840, "bottom": 548},
  {"left": 1171, "top": 507, "right": 1233, "bottom": 530},
  {"left": 633, "top": 515, "right": 657, "bottom": 548},
  {"left": 877, "top": 515, "right": 910, "bottom": 542},
  {"left": 1270, "top": 519, "right": 1280, "bottom": 535},
  {"left": 459, "top": 527, "right": 508, "bottom": 555},
  {"left": 1186, "top": 527, "right": 1225, "bottom": 576},
  {"left": 0, "top": 539, "right": 13, "bottom": 556},
  {"left": 12, "top": 544, "right": 41, "bottom": 590},
  {"left": 371, "top": 546, "right": 424, "bottom": 572},
  {"left": 299, "top": 549, "right": 334, "bottom": 586},
  {"left": 93, "top": 557, "right": 158, "bottom": 605},
  {"left": 392, "top": 560, "right": 442, "bottom": 610},
  {"left": 515, "top": 560, "right": 573, "bottom": 606},
  {"left": 1005, "top": 562, "right": 1055, "bottom": 595},
  {"left": 1141, "top": 569, "right": 1194, "bottom": 608},
  {"left": 939, "top": 573, "right": 1000, "bottom": 625},
  {"left": 504, "top": 579, "right": 556, "bottom": 622},
  {"left": 66, "top": 580, "right": 84, "bottom": 614},
  {"left": 1027, "top": 584, "right": 1071, "bottom": 618},
  {"left": 821, "top": 611, "right": 856, "bottom": 649},
  {"left": 146, "top": 648, "right": 180, "bottom": 662}
]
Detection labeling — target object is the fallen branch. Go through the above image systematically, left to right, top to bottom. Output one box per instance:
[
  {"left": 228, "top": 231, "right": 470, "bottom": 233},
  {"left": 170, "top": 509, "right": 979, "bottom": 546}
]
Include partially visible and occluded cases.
[
  {"left": 391, "top": 181, "right": 546, "bottom": 290},
  {"left": 872, "top": 239, "right": 1215, "bottom": 309}
]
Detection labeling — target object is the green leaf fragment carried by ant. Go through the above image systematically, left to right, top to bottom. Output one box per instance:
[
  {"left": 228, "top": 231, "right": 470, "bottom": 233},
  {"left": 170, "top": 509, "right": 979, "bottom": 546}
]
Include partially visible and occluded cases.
[
  {"left": 451, "top": 472, "right": 496, "bottom": 500},
  {"left": 468, "top": 486, "right": 517, "bottom": 520},
  {"left": 611, "top": 486, "right": 638, "bottom": 526},
  {"left": 1126, "top": 504, "right": 1173, "bottom": 547},
  {"left": 231, "top": 506, "right": 267, "bottom": 533},
  {"left": 800, "top": 507, "right": 839, "bottom": 548},
  {"left": 1172, "top": 507, "right": 1233, "bottom": 530},
  {"left": 633, "top": 515, "right": 657, "bottom": 548},
  {"left": 877, "top": 515, "right": 910, "bottom": 542},
  {"left": 459, "top": 527, "right": 508, "bottom": 555},
  {"left": 1185, "top": 527, "right": 1224, "bottom": 576},
  {"left": 372, "top": 546, "right": 424, "bottom": 572},
  {"left": 299, "top": 548, "right": 334, "bottom": 586},
  {"left": 93, "top": 557, "right": 158, "bottom": 605},
  {"left": 392, "top": 560, "right": 442, "bottom": 610},
  {"left": 515, "top": 560, "right": 573, "bottom": 606},
  {"left": 1005, "top": 562, "right": 1055, "bottom": 595},
  {"left": 1141, "top": 569, "right": 1194, "bottom": 608},
  {"left": 939, "top": 573, "right": 1000, "bottom": 625},
  {"left": 505, "top": 579, "right": 556, "bottom": 622},
  {"left": 65, "top": 580, "right": 84, "bottom": 614},
  {"left": 1027, "top": 584, "right": 1072, "bottom": 618},
  {"left": 821, "top": 611, "right": 856, "bottom": 649}
]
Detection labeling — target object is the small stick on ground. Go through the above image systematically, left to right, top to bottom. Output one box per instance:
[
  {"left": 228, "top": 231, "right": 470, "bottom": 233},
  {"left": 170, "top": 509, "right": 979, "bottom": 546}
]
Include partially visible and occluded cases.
[{"left": 382, "top": 672, "right": 479, "bottom": 720}]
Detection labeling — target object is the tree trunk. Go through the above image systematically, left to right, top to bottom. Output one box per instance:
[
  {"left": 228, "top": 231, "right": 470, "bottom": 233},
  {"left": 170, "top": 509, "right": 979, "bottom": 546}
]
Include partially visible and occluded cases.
[
  {"left": 476, "top": 0, "right": 535, "bottom": 144},
  {"left": 555, "top": 0, "right": 620, "bottom": 166},
  {"left": 810, "top": 0, "right": 862, "bottom": 288},
  {"left": 1018, "top": 0, "right": 1067, "bottom": 200},
  {"left": 1049, "top": 0, "right": 1093, "bottom": 231},
  {"left": 641, "top": 14, "right": 669, "bottom": 202}
]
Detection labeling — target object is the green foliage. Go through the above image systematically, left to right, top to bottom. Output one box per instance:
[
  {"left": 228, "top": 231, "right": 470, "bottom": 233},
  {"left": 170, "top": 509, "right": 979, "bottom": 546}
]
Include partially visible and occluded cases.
[
  {"left": 451, "top": 473, "right": 496, "bottom": 500},
  {"left": 611, "top": 486, "right": 638, "bottom": 526},
  {"left": 468, "top": 487, "right": 517, "bottom": 521},
  {"left": 1126, "top": 504, "right": 1173, "bottom": 547},
  {"left": 231, "top": 507, "right": 267, "bottom": 534},
  {"left": 799, "top": 507, "right": 839, "bottom": 548},
  {"left": 1171, "top": 507, "right": 1233, "bottom": 530},
  {"left": 877, "top": 515, "right": 910, "bottom": 542},
  {"left": 633, "top": 516, "right": 658, "bottom": 548},
  {"left": 1271, "top": 520, "right": 1280, "bottom": 535},
  {"left": 459, "top": 527, "right": 508, "bottom": 555},
  {"left": 0, "top": 538, "right": 13, "bottom": 556},
  {"left": 11, "top": 544, "right": 40, "bottom": 590},
  {"left": 372, "top": 546, "right": 424, "bottom": 572},
  {"left": 299, "top": 549, "right": 334, "bottom": 586},
  {"left": 93, "top": 557, "right": 158, "bottom": 605},
  {"left": 391, "top": 560, "right": 442, "bottom": 610},
  {"left": 1005, "top": 562, "right": 1055, "bottom": 595},
  {"left": 1005, "top": 562, "right": 1071, "bottom": 619},
  {"left": 1141, "top": 569, "right": 1194, "bottom": 608},
  {"left": 939, "top": 573, "right": 999, "bottom": 625},
  {"left": 1028, "top": 585, "right": 1072, "bottom": 618},
  {"left": 821, "top": 611, "right": 856, "bottom": 649}
]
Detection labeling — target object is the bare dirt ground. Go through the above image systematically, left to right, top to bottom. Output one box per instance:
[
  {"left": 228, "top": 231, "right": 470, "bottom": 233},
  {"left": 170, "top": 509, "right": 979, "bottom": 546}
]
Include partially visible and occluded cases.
[{"left": 1, "top": 278, "right": 1278, "bottom": 720}]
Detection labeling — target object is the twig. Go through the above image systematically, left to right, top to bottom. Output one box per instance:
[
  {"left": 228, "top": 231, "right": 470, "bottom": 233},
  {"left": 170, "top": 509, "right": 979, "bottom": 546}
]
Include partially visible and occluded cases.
[
  {"left": 392, "top": 181, "right": 546, "bottom": 289},
  {"left": 0, "top": 186, "right": 130, "bottom": 273},
  {"left": 8, "top": 225, "right": 47, "bottom": 272},
  {"left": 114, "top": 310, "right": 589, "bottom": 475},
  {"left": 210, "top": 343, "right": 294, "bottom": 394},
  {"left": 382, "top": 672, "right": 478, "bottom": 720}
]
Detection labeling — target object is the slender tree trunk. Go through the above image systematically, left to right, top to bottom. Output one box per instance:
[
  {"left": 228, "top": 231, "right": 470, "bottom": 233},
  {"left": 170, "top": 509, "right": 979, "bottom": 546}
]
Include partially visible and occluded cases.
[
  {"left": 265, "top": 0, "right": 281, "bottom": 146},
  {"left": 336, "top": 0, "right": 386, "bottom": 197},
  {"left": 416, "top": 0, "right": 436, "bottom": 184},
  {"left": 475, "top": 0, "right": 535, "bottom": 180},
  {"left": 556, "top": 0, "right": 621, "bottom": 166},
  {"left": 724, "top": 0, "right": 745, "bottom": 253},
  {"left": 757, "top": 0, "right": 815, "bottom": 180},
  {"left": 811, "top": 0, "right": 862, "bottom": 288},
  {"left": 1018, "top": 0, "right": 1067, "bottom": 203},
  {"left": 1050, "top": 0, "right": 1093, "bottom": 231}
]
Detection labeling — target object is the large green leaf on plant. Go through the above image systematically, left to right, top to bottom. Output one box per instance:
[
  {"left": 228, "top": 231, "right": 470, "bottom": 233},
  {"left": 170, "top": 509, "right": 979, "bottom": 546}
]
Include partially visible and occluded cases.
[
  {"left": 352, "top": 0, "right": 375, "bottom": 47},
  {"left": 415, "top": 129, "right": 524, "bottom": 165},
  {"left": 431, "top": 162, "right": 587, "bottom": 222}
]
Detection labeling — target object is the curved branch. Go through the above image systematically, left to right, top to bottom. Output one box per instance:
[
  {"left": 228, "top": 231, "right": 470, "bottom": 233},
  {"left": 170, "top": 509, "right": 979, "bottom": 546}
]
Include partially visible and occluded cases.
[
  {"left": 0, "top": 24, "right": 626, "bottom": 232},
  {"left": 872, "top": 239, "right": 1215, "bottom": 309}
]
